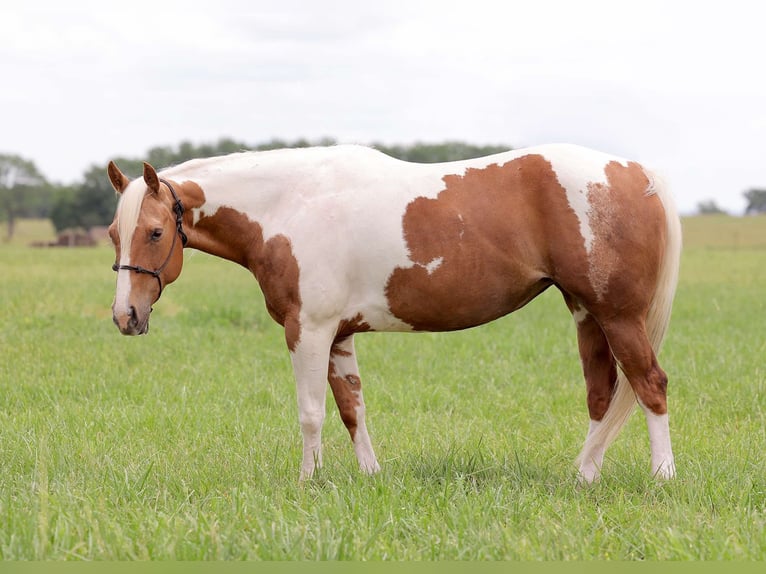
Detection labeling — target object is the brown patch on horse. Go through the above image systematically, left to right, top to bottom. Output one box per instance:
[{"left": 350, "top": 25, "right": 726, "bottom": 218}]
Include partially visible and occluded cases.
[
  {"left": 384, "top": 155, "right": 666, "bottom": 333},
  {"left": 385, "top": 155, "right": 567, "bottom": 331},
  {"left": 533, "top": 158, "right": 664, "bottom": 315},
  {"left": 584, "top": 162, "right": 666, "bottom": 308},
  {"left": 174, "top": 179, "right": 206, "bottom": 211},
  {"left": 191, "top": 205, "right": 303, "bottom": 351},
  {"left": 575, "top": 312, "right": 618, "bottom": 421},
  {"left": 336, "top": 313, "right": 372, "bottom": 341},
  {"left": 602, "top": 319, "right": 669, "bottom": 415},
  {"left": 328, "top": 333, "right": 366, "bottom": 443},
  {"left": 328, "top": 350, "right": 362, "bottom": 440}
]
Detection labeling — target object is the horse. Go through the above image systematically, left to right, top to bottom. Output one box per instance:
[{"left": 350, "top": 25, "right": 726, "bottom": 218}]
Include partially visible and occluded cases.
[{"left": 107, "top": 143, "right": 682, "bottom": 483}]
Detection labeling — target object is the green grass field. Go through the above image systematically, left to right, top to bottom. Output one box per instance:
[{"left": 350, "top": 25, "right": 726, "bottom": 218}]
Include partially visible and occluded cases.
[{"left": 0, "top": 215, "right": 765, "bottom": 559}]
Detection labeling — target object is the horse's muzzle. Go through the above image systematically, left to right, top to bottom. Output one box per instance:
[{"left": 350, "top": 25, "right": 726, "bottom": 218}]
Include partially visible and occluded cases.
[{"left": 113, "top": 305, "right": 150, "bottom": 335}]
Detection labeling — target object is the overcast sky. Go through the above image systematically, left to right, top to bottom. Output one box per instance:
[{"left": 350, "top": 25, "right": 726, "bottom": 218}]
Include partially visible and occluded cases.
[{"left": 2, "top": 0, "right": 764, "bottom": 214}]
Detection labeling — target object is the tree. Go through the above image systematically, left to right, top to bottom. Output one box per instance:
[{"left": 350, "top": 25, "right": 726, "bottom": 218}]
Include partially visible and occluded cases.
[
  {"left": 373, "top": 141, "right": 509, "bottom": 163},
  {"left": 0, "top": 154, "right": 47, "bottom": 240},
  {"left": 49, "top": 161, "right": 140, "bottom": 233},
  {"left": 48, "top": 186, "right": 80, "bottom": 232},
  {"left": 744, "top": 188, "right": 766, "bottom": 215},
  {"left": 696, "top": 199, "right": 727, "bottom": 215}
]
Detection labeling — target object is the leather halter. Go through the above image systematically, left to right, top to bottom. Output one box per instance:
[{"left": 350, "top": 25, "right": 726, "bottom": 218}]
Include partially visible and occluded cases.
[{"left": 112, "top": 178, "right": 188, "bottom": 299}]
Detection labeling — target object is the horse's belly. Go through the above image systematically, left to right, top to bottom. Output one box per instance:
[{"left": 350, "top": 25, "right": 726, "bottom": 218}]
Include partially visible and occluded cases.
[{"left": 383, "top": 263, "right": 549, "bottom": 332}]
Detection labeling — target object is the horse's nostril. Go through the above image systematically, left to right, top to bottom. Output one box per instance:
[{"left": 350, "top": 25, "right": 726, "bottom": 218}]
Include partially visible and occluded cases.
[{"left": 127, "top": 306, "right": 137, "bottom": 329}]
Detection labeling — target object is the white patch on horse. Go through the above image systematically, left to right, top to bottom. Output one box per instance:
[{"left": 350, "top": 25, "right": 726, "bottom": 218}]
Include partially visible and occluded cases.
[
  {"left": 545, "top": 144, "right": 629, "bottom": 256},
  {"left": 113, "top": 180, "right": 147, "bottom": 313},
  {"left": 566, "top": 186, "right": 594, "bottom": 253},
  {"left": 423, "top": 256, "right": 444, "bottom": 274},
  {"left": 572, "top": 307, "right": 589, "bottom": 324},
  {"left": 350, "top": 395, "right": 380, "bottom": 474},
  {"left": 642, "top": 408, "right": 676, "bottom": 479}
]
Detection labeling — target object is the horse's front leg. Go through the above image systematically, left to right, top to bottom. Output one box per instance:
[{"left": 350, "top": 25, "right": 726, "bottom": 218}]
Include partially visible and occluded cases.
[{"left": 288, "top": 325, "right": 334, "bottom": 480}]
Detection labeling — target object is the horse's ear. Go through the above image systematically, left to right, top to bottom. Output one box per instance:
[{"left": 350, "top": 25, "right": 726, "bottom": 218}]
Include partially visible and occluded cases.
[
  {"left": 107, "top": 161, "right": 130, "bottom": 194},
  {"left": 143, "top": 162, "right": 160, "bottom": 196}
]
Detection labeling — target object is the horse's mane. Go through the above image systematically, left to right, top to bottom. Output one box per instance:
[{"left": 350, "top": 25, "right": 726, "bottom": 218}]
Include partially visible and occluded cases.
[{"left": 115, "top": 180, "right": 146, "bottom": 260}]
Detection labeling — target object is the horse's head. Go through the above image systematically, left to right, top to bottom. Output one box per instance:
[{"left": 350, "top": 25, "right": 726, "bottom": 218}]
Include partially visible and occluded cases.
[{"left": 107, "top": 161, "right": 186, "bottom": 335}]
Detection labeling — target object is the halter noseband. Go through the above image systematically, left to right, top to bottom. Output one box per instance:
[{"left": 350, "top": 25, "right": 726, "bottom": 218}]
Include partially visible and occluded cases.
[{"left": 112, "top": 178, "right": 188, "bottom": 299}]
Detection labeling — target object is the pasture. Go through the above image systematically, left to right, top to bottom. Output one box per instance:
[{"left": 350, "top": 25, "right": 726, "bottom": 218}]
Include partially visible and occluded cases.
[{"left": 0, "top": 215, "right": 764, "bottom": 560}]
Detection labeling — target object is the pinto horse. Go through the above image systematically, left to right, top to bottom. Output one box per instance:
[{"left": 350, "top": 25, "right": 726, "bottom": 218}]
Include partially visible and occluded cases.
[{"left": 107, "top": 143, "right": 681, "bottom": 483}]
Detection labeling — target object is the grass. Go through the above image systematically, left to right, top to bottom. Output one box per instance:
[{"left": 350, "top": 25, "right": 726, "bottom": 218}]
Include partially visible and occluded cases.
[{"left": 0, "top": 215, "right": 765, "bottom": 559}]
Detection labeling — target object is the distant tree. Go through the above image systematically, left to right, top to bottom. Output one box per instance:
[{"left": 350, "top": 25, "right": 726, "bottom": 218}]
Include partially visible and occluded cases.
[
  {"left": 251, "top": 137, "right": 337, "bottom": 153},
  {"left": 373, "top": 141, "right": 509, "bottom": 163},
  {"left": 0, "top": 154, "right": 48, "bottom": 240},
  {"left": 49, "top": 160, "right": 141, "bottom": 233},
  {"left": 76, "top": 165, "right": 124, "bottom": 230},
  {"left": 48, "top": 186, "right": 80, "bottom": 232},
  {"left": 744, "top": 188, "right": 766, "bottom": 214},
  {"left": 696, "top": 199, "right": 727, "bottom": 215}
]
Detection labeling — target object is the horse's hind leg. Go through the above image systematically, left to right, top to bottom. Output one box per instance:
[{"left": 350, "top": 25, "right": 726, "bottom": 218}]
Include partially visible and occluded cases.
[
  {"left": 570, "top": 304, "right": 618, "bottom": 482},
  {"left": 600, "top": 317, "right": 676, "bottom": 479},
  {"left": 328, "top": 334, "right": 381, "bottom": 474}
]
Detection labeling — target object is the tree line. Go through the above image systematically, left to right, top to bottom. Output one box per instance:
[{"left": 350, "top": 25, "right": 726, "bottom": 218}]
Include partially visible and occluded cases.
[
  {"left": 0, "top": 138, "right": 511, "bottom": 241},
  {"left": 2, "top": 138, "right": 765, "bottom": 241}
]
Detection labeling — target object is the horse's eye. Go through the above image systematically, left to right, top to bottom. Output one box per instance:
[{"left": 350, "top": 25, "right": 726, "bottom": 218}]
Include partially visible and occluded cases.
[{"left": 151, "top": 228, "right": 163, "bottom": 241}]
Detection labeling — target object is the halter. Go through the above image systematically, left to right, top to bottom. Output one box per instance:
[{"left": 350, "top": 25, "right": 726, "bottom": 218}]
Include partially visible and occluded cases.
[{"left": 112, "top": 178, "right": 188, "bottom": 299}]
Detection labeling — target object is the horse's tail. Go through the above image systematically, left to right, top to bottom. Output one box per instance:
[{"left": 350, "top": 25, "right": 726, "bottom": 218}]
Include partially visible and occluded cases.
[
  {"left": 576, "top": 169, "right": 682, "bottom": 471},
  {"left": 643, "top": 171, "right": 682, "bottom": 357}
]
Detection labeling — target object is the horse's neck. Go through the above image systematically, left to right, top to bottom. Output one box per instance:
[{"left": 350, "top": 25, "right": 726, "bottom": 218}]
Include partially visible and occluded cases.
[{"left": 170, "top": 153, "right": 301, "bottom": 268}]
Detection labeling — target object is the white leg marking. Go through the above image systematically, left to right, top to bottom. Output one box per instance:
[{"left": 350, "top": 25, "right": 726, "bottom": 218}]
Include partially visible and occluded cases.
[
  {"left": 290, "top": 328, "right": 334, "bottom": 480},
  {"left": 352, "top": 401, "right": 381, "bottom": 475},
  {"left": 643, "top": 408, "right": 676, "bottom": 479},
  {"left": 578, "top": 419, "right": 606, "bottom": 484}
]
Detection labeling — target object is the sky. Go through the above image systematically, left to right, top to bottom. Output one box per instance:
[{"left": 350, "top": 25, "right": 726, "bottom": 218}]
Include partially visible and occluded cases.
[{"left": 2, "top": 0, "right": 765, "bottom": 214}]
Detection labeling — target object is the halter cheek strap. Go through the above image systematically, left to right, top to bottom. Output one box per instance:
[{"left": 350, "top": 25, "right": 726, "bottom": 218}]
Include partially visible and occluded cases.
[{"left": 112, "top": 178, "right": 188, "bottom": 299}]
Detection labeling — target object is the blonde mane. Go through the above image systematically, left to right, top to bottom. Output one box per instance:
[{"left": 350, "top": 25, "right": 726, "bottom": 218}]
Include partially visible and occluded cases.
[{"left": 115, "top": 180, "right": 147, "bottom": 262}]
